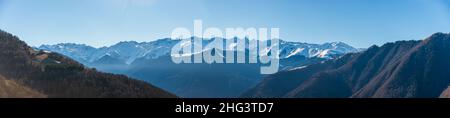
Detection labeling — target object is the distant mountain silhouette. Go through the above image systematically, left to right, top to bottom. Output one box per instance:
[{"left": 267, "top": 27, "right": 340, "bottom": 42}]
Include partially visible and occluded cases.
[
  {"left": 0, "top": 30, "right": 176, "bottom": 98},
  {"left": 243, "top": 33, "right": 450, "bottom": 98},
  {"left": 127, "top": 52, "right": 262, "bottom": 98}
]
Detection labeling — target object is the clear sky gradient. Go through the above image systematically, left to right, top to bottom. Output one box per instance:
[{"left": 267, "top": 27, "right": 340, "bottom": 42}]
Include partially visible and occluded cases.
[{"left": 1, "top": 0, "right": 449, "bottom": 48}]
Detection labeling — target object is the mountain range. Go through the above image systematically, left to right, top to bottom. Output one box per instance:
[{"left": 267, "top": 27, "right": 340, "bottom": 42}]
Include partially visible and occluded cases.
[
  {"left": 3, "top": 28, "right": 449, "bottom": 98},
  {"left": 0, "top": 30, "right": 176, "bottom": 98},
  {"left": 242, "top": 32, "right": 450, "bottom": 98},
  {"left": 38, "top": 38, "right": 359, "bottom": 97},
  {"left": 38, "top": 38, "right": 359, "bottom": 67}
]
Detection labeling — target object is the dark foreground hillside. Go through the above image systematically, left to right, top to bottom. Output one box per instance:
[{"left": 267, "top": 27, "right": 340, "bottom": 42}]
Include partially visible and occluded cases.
[{"left": 0, "top": 30, "right": 176, "bottom": 98}]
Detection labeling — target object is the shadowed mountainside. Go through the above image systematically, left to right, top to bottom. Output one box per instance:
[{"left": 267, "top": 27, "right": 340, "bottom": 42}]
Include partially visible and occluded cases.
[{"left": 243, "top": 32, "right": 450, "bottom": 98}]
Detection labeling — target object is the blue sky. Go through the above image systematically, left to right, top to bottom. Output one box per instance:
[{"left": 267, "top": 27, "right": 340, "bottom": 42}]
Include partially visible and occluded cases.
[{"left": 0, "top": 0, "right": 449, "bottom": 48}]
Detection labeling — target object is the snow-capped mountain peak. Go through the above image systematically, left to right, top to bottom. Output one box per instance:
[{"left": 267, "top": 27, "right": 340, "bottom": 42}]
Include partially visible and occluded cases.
[{"left": 278, "top": 41, "right": 358, "bottom": 59}]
